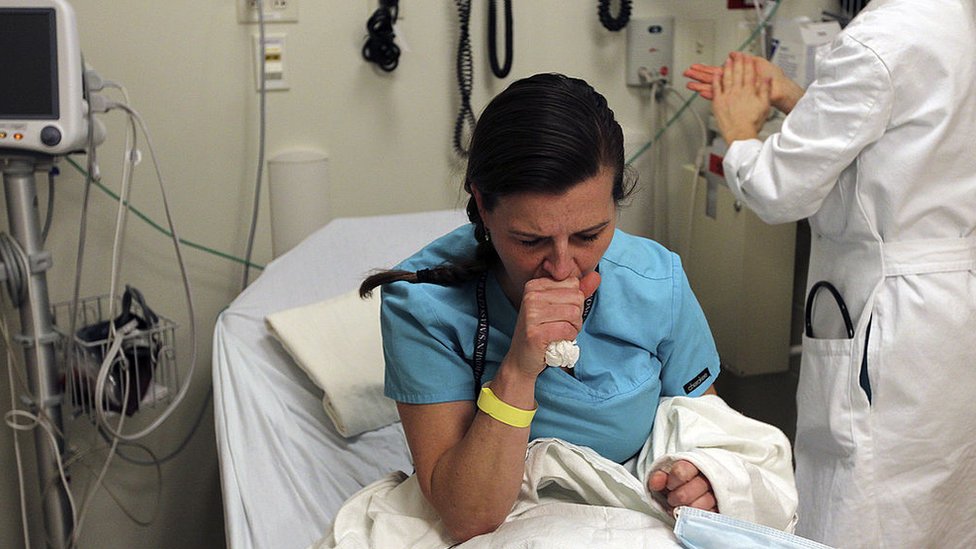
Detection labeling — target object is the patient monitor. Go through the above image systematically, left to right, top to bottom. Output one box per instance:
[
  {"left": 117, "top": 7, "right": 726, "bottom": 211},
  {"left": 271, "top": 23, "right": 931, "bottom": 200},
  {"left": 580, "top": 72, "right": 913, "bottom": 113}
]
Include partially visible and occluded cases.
[{"left": 0, "top": 0, "right": 89, "bottom": 155}]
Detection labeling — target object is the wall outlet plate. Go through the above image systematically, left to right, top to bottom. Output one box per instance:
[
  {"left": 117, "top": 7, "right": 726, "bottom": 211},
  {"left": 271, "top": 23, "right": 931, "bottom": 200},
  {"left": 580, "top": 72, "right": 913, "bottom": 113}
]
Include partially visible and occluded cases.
[
  {"left": 238, "top": 0, "right": 298, "bottom": 24},
  {"left": 626, "top": 17, "right": 675, "bottom": 87},
  {"left": 253, "top": 33, "right": 289, "bottom": 90}
]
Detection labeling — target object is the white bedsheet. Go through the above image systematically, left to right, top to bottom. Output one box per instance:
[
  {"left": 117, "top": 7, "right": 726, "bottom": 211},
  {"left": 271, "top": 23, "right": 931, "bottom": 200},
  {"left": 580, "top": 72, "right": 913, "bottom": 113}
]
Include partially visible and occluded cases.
[{"left": 213, "top": 209, "right": 470, "bottom": 549}]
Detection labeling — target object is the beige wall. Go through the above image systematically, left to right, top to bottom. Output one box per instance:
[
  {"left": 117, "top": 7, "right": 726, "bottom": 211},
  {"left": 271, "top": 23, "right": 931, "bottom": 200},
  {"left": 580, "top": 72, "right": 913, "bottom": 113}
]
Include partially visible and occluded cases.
[{"left": 0, "top": 1, "right": 836, "bottom": 547}]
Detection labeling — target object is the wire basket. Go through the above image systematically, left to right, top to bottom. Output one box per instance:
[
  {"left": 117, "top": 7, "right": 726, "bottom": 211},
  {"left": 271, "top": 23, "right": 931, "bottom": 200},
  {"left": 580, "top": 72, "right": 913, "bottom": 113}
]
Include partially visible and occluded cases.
[{"left": 51, "top": 293, "right": 179, "bottom": 421}]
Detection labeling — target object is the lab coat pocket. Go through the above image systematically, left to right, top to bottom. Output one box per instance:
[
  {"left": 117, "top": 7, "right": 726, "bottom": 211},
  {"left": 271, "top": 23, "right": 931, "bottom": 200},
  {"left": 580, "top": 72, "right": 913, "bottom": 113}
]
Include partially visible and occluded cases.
[{"left": 796, "top": 335, "right": 862, "bottom": 458}]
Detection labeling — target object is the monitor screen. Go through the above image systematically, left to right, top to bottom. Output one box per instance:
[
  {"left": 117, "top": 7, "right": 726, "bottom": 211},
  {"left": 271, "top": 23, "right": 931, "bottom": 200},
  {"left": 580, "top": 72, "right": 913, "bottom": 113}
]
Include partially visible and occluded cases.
[{"left": 0, "top": 8, "right": 59, "bottom": 119}]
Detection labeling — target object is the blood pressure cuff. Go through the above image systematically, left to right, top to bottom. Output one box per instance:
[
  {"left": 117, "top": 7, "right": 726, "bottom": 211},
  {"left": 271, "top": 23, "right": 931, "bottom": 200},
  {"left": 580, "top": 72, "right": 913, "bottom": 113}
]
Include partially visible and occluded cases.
[{"left": 74, "top": 285, "right": 160, "bottom": 416}]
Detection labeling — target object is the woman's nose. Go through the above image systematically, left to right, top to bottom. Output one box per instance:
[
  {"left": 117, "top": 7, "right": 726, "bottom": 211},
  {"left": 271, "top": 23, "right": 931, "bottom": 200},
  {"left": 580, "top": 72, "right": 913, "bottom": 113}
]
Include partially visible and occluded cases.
[{"left": 544, "top": 243, "right": 574, "bottom": 281}]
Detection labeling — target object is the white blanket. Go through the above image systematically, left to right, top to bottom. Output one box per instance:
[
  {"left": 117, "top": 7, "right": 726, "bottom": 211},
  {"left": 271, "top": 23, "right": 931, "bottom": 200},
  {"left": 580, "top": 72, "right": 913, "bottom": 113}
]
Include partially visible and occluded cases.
[
  {"left": 313, "top": 395, "right": 798, "bottom": 548},
  {"left": 638, "top": 395, "right": 798, "bottom": 530}
]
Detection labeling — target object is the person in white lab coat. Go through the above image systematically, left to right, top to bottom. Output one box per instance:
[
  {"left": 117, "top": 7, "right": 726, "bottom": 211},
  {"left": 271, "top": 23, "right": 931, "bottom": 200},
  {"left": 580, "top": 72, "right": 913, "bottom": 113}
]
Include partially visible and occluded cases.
[{"left": 684, "top": 0, "right": 976, "bottom": 547}]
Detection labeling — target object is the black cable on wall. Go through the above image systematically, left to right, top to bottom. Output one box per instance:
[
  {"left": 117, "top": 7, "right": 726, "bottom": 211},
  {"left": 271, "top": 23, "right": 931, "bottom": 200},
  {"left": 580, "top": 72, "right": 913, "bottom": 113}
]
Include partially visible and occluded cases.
[
  {"left": 362, "top": 0, "right": 401, "bottom": 72},
  {"left": 453, "top": 0, "right": 476, "bottom": 157},
  {"left": 488, "top": 0, "right": 513, "bottom": 78},
  {"left": 598, "top": 0, "right": 631, "bottom": 32}
]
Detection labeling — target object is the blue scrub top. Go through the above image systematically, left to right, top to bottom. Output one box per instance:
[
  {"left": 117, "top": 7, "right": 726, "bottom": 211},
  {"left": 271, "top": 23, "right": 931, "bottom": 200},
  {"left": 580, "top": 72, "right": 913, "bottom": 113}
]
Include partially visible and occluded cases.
[{"left": 382, "top": 225, "right": 720, "bottom": 463}]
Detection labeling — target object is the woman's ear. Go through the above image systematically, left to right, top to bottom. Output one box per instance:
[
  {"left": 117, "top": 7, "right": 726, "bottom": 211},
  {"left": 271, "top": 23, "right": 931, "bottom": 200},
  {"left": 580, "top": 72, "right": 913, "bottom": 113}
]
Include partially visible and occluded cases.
[{"left": 471, "top": 184, "right": 488, "bottom": 223}]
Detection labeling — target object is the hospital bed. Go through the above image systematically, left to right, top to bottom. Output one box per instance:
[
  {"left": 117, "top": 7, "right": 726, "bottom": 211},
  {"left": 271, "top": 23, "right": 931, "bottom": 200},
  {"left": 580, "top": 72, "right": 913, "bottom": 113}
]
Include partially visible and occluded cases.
[
  {"left": 212, "top": 208, "right": 827, "bottom": 549},
  {"left": 212, "top": 209, "right": 470, "bottom": 549}
]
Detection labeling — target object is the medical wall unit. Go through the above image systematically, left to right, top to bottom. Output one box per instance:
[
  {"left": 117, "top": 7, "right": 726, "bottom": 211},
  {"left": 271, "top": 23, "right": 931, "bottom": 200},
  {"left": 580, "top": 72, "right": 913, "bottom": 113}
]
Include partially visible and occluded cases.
[
  {"left": 625, "top": 16, "right": 674, "bottom": 87},
  {"left": 681, "top": 117, "right": 798, "bottom": 376}
]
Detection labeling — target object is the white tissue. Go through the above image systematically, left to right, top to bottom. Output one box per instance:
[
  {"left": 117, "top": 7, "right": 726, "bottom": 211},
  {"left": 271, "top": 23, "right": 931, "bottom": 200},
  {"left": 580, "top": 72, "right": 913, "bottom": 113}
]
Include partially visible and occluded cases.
[{"left": 545, "top": 340, "right": 580, "bottom": 368}]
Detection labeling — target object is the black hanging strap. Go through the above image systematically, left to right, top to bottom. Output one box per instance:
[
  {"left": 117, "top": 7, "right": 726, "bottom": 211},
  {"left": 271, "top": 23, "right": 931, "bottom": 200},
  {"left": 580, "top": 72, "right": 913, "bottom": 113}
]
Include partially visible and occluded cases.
[{"left": 487, "top": 0, "right": 513, "bottom": 78}]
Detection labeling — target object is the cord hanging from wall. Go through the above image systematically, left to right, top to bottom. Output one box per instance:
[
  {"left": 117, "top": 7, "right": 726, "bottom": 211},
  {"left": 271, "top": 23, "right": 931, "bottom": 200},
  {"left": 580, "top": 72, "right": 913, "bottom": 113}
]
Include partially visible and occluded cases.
[
  {"left": 362, "top": 0, "right": 401, "bottom": 72},
  {"left": 453, "top": 0, "right": 476, "bottom": 157},
  {"left": 487, "top": 0, "right": 513, "bottom": 78},
  {"left": 598, "top": 0, "right": 631, "bottom": 32}
]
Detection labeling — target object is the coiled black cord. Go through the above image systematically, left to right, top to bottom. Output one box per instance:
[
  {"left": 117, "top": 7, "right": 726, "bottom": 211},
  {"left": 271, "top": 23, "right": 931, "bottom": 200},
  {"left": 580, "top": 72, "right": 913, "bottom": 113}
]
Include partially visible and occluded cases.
[
  {"left": 362, "top": 0, "right": 401, "bottom": 72},
  {"left": 454, "top": 0, "right": 476, "bottom": 157},
  {"left": 488, "top": 0, "right": 513, "bottom": 79},
  {"left": 598, "top": 0, "right": 631, "bottom": 32}
]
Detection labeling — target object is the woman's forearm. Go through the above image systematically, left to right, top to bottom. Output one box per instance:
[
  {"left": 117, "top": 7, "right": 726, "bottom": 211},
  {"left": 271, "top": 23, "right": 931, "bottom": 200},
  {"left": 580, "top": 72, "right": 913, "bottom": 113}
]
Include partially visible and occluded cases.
[{"left": 427, "top": 365, "right": 537, "bottom": 542}]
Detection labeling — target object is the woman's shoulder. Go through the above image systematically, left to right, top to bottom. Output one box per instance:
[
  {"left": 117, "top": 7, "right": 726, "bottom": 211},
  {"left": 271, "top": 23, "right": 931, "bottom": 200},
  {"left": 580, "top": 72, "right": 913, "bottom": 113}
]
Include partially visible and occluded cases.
[
  {"left": 396, "top": 223, "right": 476, "bottom": 271},
  {"left": 383, "top": 224, "right": 478, "bottom": 318},
  {"left": 601, "top": 229, "right": 679, "bottom": 281}
]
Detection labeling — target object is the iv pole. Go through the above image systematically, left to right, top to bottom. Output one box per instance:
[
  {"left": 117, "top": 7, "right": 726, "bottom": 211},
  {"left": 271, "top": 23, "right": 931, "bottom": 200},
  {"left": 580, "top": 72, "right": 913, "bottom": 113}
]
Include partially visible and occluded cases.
[{"left": 2, "top": 152, "right": 73, "bottom": 548}]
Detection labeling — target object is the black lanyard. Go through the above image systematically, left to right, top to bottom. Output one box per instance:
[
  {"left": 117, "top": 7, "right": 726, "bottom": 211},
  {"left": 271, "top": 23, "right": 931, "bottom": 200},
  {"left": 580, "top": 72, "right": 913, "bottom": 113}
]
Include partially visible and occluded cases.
[{"left": 470, "top": 272, "right": 594, "bottom": 397}]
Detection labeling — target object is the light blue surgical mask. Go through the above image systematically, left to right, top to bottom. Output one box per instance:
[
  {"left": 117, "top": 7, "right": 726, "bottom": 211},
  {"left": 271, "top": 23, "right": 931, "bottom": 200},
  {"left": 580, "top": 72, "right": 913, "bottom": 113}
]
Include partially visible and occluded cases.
[{"left": 673, "top": 507, "right": 835, "bottom": 549}]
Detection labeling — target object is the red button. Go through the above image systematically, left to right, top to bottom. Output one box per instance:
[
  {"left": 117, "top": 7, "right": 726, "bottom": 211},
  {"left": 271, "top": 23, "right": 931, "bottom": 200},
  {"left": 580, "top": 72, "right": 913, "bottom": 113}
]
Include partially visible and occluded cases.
[
  {"left": 660, "top": 66, "right": 669, "bottom": 76},
  {"left": 709, "top": 153, "right": 725, "bottom": 177}
]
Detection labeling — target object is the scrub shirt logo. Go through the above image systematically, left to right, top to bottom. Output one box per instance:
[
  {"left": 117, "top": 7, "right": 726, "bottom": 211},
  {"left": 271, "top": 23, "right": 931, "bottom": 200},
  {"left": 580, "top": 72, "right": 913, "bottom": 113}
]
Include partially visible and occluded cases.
[{"left": 683, "top": 368, "right": 711, "bottom": 394}]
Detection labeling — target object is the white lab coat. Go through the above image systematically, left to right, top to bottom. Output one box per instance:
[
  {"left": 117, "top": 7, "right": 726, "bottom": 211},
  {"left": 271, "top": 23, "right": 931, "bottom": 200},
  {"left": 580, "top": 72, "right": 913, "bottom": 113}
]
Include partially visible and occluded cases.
[{"left": 722, "top": 1, "right": 976, "bottom": 547}]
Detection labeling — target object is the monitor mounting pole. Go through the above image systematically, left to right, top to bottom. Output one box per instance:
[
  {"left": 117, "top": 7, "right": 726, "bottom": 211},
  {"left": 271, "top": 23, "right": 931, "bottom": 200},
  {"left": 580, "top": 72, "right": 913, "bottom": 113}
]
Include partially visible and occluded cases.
[{"left": 1, "top": 152, "right": 72, "bottom": 549}]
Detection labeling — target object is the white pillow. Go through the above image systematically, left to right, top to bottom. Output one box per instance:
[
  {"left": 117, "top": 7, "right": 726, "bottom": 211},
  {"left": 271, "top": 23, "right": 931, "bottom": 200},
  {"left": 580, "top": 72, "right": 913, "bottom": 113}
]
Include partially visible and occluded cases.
[{"left": 266, "top": 290, "right": 398, "bottom": 437}]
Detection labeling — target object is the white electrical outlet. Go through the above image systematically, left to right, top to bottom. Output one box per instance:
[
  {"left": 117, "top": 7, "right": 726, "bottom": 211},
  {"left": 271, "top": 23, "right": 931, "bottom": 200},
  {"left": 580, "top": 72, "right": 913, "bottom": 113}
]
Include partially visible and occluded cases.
[
  {"left": 238, "top": 0, "right": 298, "bottom": 24},
  {"left": 626, "top": 17, "right": 675, "bottom": 87},
  {"left": 253, "top": 33, "right": 288, "bottom": 91}
]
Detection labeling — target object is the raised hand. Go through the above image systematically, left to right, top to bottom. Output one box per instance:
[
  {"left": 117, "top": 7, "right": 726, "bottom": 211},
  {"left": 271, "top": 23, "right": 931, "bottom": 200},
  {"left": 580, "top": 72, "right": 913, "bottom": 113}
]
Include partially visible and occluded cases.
[
  {"left": 684, "top": 52, "right": 804, "bottom": 114},
  {"left": 711, "top": 54, "right": 772, "bottom": 143},
  {"left": 684, "top": 63, "right": 724, "bottom": 100},
  {"left": 505, "top": 271, "right": 601, "bottom": 380}
]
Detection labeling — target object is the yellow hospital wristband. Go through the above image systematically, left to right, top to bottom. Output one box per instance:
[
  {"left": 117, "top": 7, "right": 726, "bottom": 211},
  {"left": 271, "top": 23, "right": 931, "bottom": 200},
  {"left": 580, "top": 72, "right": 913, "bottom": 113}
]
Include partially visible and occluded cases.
[{"left": 477, "top": 386, "right": 537, "bottom": 428}]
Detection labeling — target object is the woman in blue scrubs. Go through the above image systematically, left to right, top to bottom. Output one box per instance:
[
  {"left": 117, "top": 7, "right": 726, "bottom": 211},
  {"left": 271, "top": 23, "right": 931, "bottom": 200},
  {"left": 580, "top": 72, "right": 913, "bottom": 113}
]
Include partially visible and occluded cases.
[{"left": 359, "top": 73, "right": 721, "bottom": 543}]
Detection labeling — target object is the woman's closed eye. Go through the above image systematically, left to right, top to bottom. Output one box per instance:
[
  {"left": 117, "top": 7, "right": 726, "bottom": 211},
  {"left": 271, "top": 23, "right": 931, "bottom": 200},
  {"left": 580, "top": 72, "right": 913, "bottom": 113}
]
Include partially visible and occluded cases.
[
  {"left": 517, "top": 230, "right": 602, "bottom": 248},
  {"left": 518, "top": 238, "right": 544, "bottom": 247}
]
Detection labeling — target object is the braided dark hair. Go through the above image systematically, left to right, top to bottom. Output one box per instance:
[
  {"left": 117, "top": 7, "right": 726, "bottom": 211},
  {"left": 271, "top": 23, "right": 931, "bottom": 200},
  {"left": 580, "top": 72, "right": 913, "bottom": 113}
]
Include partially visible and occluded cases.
[{"left": 360, "top": 73, "right": 635, "bottom": 298}]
